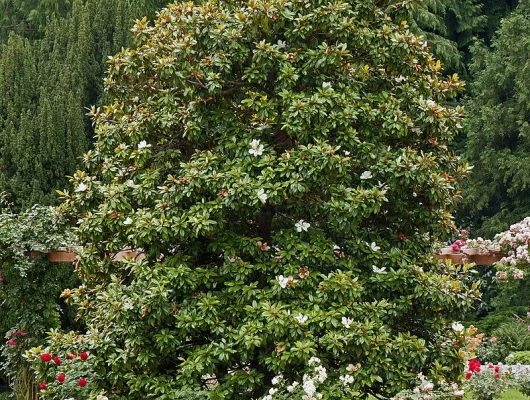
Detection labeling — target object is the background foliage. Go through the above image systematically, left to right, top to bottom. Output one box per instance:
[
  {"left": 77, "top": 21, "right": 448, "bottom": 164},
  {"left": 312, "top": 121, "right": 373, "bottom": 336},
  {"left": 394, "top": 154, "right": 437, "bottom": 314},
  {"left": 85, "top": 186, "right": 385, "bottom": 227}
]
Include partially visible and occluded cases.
[
  {"left": 0, "top": 0, "right": 167, "bottom": 209},
  {"left": 459, "top": 0, "right": 530, "bottom": 237}
]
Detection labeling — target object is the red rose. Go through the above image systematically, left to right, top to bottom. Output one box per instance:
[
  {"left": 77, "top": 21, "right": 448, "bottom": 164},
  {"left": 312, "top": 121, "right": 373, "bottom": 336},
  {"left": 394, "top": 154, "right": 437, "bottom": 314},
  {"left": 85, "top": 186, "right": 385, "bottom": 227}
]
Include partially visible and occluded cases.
[
  {"left": 7, "top": 339, "right": 16, "bottom": 346},
  {"left": 80, "top": 351, "right": 88, "bottom": 361},
  {"left": 40, "top": 353, "right": 52, "bottom": 362},
  {"left": 67, "top": 353, "right": 75, "bottom": 360},
  {"left": 53, "top": 356, "right": 61, "bottom": 366},
  {"left": 468, "top": 358, "right": 481, "bottom": 373},
  {"left": 495, "top": 366, "right": 500, "bottom": 373},
  {"left": 466, "top": 372, "right": 472, "bottom": 379},
  {"left": 57, "top": 373, "right": 65, "bottom": 384},
  {"left": 495, "top": 373, "right": 500, "bottom": 379},
  {"left": 78, "top": 378, "right": 87, "bottom": 387},
  {"left": 39, "top": 382, "right": 47, "bottom": 390}
]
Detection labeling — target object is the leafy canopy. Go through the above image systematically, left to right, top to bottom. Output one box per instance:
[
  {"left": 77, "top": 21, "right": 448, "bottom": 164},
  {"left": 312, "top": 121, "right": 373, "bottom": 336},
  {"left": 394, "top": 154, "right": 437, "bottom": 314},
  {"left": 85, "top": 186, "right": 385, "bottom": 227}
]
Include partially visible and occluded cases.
[{"left": 48, "top": 0, "right": 477, "bottom": 398}]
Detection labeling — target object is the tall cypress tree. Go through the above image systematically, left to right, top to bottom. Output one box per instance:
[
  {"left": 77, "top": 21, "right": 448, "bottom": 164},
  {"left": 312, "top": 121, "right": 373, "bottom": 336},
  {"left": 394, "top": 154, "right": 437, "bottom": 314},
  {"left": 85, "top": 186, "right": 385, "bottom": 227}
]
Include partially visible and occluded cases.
[
  {"left": 0, "top": 0, "right": 167, "bottom": 208},
  {"left": 459, "top": 0, "right": 530, "bottom": 236}
]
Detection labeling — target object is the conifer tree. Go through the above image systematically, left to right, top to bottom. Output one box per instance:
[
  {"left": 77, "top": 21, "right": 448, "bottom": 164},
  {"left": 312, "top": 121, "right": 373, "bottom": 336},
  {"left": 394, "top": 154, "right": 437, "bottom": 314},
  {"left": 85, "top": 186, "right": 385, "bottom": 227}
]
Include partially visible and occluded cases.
[
  {"left": 0, "top": 0, "right": 167, "bottom": 208},
  {"left": 459, "top": 0, "right": 530, "bottom": 236}
]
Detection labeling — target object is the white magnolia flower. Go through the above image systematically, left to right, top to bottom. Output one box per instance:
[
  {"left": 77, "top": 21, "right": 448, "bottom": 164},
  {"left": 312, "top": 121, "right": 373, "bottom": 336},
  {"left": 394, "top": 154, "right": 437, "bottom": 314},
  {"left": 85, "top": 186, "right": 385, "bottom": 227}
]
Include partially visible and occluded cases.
[
  {"left": 277, "top": 40, "right": 286, "bottom": 48},
  {"left": 322, "top": 81, "right": 333, "bottom": 90},
  {"left": 249, "top": 139, "right": 264, "bottom": 156},
  {"left": 138, "top": 140, "right": 151, "bottom": 149},
  {"left": 343, "top": 150, "right": 350, "bottom": 156},
  {"left": 360, "top": 170, "right": 373, "bottom": 180},
  {"left": 76, "top": 182, "right": 88, "bottom": 192},
  {"left": 257, "top": 188, "right": 268, "bottom": 204},
  {"left": 123, "top": 217, "right": 133, "bottom": 225},
  {"left": 295, "top": 220, "right": 310, "bottom": 232},
  {"left": 370, "top": 242, "right": 380, "bottom": 252},
  {"left": 372, "top": 265, "right": 387, "bottom": 274},
  {"left": 277, "top": 275, "right": 289, "bottom": 289},
  {"left": 294, "top": 314, "right": 308, "bottom": 324},
  {"left": 342, "top": 317, "right": 353, "bottom": 328},
  {"left": 452, "top": 322, "right": 464, "bottom": 332},
  {"left": 269, "top": 387, "right": 278, "bottom": 395}
]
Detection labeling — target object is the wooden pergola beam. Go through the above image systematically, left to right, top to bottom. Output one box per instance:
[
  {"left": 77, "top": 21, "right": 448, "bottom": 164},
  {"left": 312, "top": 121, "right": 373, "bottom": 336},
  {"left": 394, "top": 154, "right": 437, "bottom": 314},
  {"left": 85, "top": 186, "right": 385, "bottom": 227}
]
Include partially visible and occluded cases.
[{"left": 433, "top": 253, "right": 502, "bottom": 265}]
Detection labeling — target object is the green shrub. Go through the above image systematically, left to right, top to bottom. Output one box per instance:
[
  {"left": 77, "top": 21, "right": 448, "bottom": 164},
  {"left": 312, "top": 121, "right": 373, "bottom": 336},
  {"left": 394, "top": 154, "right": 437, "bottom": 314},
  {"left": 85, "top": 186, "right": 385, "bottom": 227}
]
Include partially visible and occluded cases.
[
  {"left": 33, "top": 0, "right": 477, "bottom": 398},
  {"left": 0, "top": 203, "right": 77, "bottom": 397},
  {"left": 467, "top": 307, "right": 528, "bottom": 334},
  {"left": 477, "top": 319, "right": 530, "bottom": 363},
  {"left": 495, "top": 321, "right": 530, "bottom": 352},
  {"left": 509, "top": 352, "right": 530, "bottom": 365},
  {"left": 516, "top": 372, "right": 530, "bottom": 398}
]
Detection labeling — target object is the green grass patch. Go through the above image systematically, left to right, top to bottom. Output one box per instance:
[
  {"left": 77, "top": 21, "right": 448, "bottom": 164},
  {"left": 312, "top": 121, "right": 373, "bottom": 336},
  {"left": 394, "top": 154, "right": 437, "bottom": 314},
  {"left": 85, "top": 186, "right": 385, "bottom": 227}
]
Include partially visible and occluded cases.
[{"left": 465, "top": 388, "right": 527, "bottom": 399}]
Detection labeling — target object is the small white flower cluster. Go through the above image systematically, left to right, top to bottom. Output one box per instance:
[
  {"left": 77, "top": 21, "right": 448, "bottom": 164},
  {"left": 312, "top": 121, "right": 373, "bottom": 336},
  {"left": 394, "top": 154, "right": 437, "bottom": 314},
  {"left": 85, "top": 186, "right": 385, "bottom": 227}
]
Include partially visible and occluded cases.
[
  {"left": 261, "top": 356, "right": 357, "bottom": 400},
  {"left": 392, "top": 372, "right": 464, "bottom": 400}
]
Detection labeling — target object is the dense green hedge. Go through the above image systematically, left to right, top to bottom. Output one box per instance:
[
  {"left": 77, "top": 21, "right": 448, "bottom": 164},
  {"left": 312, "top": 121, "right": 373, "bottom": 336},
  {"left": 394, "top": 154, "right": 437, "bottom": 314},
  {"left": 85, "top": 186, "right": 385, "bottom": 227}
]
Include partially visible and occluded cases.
[{"left": 0, "top": 204, "right": 77, "bottom": 397}]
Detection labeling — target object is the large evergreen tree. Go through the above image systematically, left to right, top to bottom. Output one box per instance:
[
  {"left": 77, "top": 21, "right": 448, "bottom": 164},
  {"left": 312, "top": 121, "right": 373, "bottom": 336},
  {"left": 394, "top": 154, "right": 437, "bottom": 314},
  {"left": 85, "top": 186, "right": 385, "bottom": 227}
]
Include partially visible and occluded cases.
[
  {"left": 0, "top": 0, "right": 167, "bottom": 208},
  {"left": 0, "top": 0, "right": 72, "bottom": 41},
  {"left": 33, "top": 0, "right": 477, "bottom": 398},
  {"left": 404, "top": 0, "right": 518, "bottom": 74},
  {"left": 407, "top": 0, "right": 484, "bottom": 73},
  {"left": 459, "top": 0, "right": 530, "bottom": 236}
]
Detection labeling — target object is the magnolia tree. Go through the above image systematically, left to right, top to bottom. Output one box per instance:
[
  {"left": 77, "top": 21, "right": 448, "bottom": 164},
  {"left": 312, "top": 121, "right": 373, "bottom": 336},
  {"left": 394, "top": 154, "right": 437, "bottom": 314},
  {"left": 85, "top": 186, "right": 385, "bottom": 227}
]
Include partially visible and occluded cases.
[{"left": 36, "top": 0, "right": 478, "bottom": 398}]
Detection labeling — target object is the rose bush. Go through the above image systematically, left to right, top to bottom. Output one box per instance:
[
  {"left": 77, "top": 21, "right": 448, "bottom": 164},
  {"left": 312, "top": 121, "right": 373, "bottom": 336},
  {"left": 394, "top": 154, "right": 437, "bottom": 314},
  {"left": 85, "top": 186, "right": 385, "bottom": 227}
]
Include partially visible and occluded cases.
[
  {"left": 36, "top": 0, "right": 479, "bottom": 397},
  {"left": 464, "top": 362, "right": 513, "bottom": 400}
]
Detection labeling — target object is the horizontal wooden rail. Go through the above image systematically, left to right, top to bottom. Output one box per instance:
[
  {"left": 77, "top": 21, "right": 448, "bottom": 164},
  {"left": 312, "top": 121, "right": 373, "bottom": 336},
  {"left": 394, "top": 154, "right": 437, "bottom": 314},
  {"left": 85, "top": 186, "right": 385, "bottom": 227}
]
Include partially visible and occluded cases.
[
  {"left": 30, "top": 249, "right": 144, "bottom": 263},
  {"left": 32, "top": 249, "right": 502, "bottom": 265},
  {"left": 433, "top": 253, "right": 502, "bottom": 265}
]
